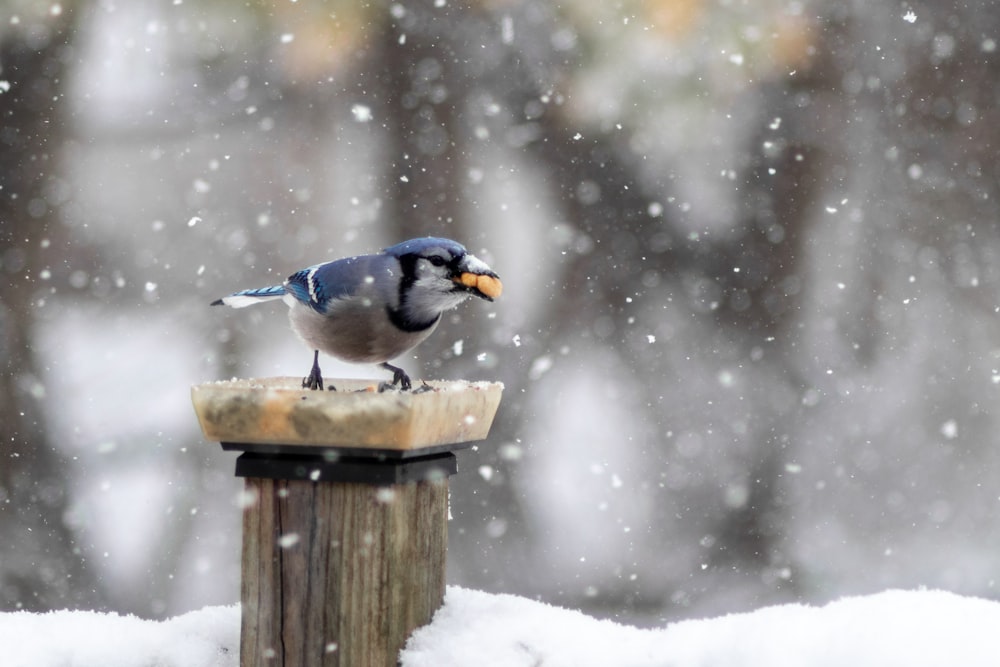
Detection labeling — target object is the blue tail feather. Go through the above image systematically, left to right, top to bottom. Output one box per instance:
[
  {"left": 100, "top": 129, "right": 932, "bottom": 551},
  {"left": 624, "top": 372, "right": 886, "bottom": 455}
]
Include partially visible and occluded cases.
[
  {"left": 212, "top": 285, "right": 286, "bottom": 308},
  {"left": 235, "top": 285, "right": 285, "bottom": 298}
]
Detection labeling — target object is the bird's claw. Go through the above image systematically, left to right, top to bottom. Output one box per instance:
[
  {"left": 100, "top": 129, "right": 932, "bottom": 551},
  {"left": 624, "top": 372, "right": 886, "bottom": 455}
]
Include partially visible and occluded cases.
[
  {"left": 303, "top": 350, "right": 324, "bottom": 390},
  {"left": 380, "top": 362, "right": 412, "bottom": 391},
  {"left": 393, "top": 371, "right": 412, "bottom": 391},
  {"left": 302, "top": 372, "right": 323, "bottom": 391}
]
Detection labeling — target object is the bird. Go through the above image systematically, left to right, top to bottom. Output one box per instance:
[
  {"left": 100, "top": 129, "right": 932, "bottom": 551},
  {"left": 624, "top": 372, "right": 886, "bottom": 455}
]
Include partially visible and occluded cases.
[{"left": 211, "top": 237, "right": 502, "bottom": 391}]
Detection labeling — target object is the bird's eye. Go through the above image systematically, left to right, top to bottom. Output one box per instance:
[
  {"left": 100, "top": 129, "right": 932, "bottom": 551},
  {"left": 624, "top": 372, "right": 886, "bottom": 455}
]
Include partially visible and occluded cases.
[{"left": 427, "top": 255, "right": 447, "bottom": 267}]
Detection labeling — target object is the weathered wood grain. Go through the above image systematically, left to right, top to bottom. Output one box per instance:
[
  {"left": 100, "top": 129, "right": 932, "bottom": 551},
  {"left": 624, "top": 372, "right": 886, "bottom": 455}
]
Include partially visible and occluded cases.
[{"left": 240, "top": 477, "right": 448, "bottom": 667}]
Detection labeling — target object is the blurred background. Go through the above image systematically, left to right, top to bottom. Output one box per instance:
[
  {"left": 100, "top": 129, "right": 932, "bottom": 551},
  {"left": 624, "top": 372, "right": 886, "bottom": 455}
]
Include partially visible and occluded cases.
[{"left": 3, "top": 0, "right": 1000, "bottom": 623}]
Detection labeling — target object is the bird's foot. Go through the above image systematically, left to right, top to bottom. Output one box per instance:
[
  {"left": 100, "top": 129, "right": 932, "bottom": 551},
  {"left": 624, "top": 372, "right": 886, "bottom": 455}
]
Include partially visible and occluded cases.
[
  {"left": 302, "top": 350, "right": 324, "bottom": 391},
  {"left": 380, "top": 362, "right": 412, "bottom": 391},
  {"left": 302, "top": 371, "right": 323, "bottom": 390},
  {"left": 413, "top": 381, "right": 435, "bottom": 394}
]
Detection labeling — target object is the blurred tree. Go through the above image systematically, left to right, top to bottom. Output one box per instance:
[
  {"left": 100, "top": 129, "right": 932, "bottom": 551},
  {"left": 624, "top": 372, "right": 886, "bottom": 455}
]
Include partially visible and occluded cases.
[{"left": 0, "top": 1, "right": 107, "bottom": 611}]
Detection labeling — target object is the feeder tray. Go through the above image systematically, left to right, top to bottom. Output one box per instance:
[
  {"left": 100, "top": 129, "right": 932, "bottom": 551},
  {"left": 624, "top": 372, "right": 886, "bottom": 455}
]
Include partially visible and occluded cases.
[{"left": 191, "top": 377, "right": 503, "bottom": 455}]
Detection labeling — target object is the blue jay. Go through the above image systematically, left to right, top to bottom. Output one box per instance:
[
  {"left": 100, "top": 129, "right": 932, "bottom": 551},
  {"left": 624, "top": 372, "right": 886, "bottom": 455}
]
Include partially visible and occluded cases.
[{"left": 212, "top": 237, "right": 502, "bottom": 391}]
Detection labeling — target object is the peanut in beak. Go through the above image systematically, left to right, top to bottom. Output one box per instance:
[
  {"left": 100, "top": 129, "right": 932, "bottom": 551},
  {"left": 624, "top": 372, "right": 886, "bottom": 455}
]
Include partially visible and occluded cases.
[{"left": 457, "top": 272, "right": 503, "bottom": 300}]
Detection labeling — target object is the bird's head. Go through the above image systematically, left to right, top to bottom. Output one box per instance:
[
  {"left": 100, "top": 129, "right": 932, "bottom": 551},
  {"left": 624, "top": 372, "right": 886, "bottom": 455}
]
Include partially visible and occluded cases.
[
  {"left": 384, "top": 237, "right": 502, "bottom": 327},
  {"left": 385, "top": 237, "right": 502, "bottom": 300}
]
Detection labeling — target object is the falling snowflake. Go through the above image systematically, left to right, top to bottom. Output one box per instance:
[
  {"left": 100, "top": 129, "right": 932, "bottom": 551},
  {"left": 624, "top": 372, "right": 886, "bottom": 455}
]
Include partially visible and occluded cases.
[{"left": 351, "top": 104, "right": 372, "bottom": 122}]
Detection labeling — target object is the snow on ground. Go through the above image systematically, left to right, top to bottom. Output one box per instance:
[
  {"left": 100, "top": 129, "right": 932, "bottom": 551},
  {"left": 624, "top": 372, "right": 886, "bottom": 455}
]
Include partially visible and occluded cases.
[
  {"left": 1, "top": 587, "right": 998, "bottom": 667},
  {"left": 405, "top": 588, "right": 1000, "bottom": 667},
  {"left": 0, "top": 604, "right": 239, "bottom": 667}
]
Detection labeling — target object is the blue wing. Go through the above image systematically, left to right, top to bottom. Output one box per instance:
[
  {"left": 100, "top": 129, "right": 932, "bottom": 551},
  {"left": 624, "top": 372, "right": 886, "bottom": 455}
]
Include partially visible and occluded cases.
[{"left": 284, "top": 254, "right": 395, "bottom": 313}]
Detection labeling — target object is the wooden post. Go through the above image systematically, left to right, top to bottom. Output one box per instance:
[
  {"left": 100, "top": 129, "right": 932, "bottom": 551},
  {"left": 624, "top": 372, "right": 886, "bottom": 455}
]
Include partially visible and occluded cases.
[
  {"left": 191, "top": 378, "right": 502, "bottom": 667},
  {"left": 239, "top": 460, "right": 451, "bottom": 665}
]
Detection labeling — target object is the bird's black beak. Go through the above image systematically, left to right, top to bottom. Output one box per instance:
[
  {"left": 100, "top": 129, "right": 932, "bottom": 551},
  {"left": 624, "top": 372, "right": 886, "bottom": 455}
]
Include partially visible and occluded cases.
[{"left": 450, "top": 253, "right": 502, "bottom": 301}]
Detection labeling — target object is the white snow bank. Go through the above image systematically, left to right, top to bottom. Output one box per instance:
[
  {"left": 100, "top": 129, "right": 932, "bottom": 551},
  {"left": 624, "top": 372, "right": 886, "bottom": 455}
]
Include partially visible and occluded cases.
[
  {"left": 401, "top": 587, "right": 1000, "bottom": 667},
  {"left": 2, "top": 588, "right": 998, "bottom": 667},
  {"left": 0, "top": 604, "right": 238, "bottom": 667}
]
